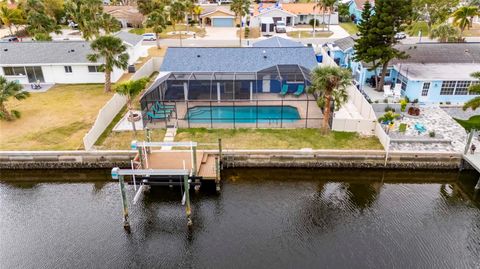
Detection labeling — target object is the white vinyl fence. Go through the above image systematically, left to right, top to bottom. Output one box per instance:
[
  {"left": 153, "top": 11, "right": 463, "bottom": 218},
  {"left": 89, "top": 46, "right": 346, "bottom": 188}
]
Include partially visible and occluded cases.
[
  {"left": 82, "top": 57, "right": 164, "bottom": 150},
  {"left": 83, "top": 94, "right": 128, "bottom": 150}
]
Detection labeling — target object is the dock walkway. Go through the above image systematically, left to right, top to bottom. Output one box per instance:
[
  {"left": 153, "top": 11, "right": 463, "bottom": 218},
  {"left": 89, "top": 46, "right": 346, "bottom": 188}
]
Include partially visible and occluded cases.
[{"left": 146, "top": 151, "right": 217, "bottom": 180}]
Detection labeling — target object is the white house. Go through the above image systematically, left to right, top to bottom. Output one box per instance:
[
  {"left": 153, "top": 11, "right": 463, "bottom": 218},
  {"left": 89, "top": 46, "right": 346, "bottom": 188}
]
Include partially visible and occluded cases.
[{"left": 0, "top": 32, "right": 145, "bottom": 85}]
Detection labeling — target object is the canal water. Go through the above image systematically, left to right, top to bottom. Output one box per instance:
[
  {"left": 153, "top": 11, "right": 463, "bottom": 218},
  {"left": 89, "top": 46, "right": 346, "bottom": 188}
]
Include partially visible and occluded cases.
[{"left": 1, "top": 169, "right": 479, "bottom": 269}]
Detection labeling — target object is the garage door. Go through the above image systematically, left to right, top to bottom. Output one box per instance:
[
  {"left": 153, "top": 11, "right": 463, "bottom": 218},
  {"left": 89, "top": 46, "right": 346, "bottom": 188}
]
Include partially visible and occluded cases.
[{"left": 212, "top": 18, "right": 234, "bottom": 27}]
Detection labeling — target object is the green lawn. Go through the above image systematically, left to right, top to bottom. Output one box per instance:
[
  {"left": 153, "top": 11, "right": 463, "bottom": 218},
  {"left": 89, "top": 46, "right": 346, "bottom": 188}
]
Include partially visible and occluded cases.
[
  {"left": 339, "top": 22, "right": 358, "bottom": 35},
  {"left": 129, "top": 25, "right": 205, "bottom": 38},
  {"left": 287, "top": 30, "right": 333, "bottom": 38},
  {"left": 0, "top": 84, "right": 113, "bottom": 150},
  {"left": 455, "top": 115, "right": 480, "bottom": 132},
  {"left": 175, "top": 128, "right": 383, "bottom": 150}
]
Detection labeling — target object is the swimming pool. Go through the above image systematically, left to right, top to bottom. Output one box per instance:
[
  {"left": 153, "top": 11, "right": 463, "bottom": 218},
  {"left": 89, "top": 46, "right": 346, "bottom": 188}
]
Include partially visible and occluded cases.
[{"left": 187, "top": 106, "right": 301, "bottom": 123}]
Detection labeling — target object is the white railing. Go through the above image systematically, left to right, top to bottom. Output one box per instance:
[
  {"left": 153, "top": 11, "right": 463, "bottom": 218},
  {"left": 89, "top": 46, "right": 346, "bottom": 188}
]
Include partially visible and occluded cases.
[{"left": 83, "top": 94, "right": 128, "bottom": 150}]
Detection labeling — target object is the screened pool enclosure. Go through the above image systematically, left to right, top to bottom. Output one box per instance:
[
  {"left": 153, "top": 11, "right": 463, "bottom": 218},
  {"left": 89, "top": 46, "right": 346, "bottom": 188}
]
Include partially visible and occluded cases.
[
  {"left": 141, "top": 64, "right": 311, "bottom": 102},
  {"left": 139, "top": 65, "right": 323, "bottom": 128}
]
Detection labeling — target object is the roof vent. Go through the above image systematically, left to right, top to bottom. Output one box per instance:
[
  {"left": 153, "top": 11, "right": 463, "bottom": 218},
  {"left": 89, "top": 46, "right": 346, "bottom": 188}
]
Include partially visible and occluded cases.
[
  {"left": 3, "top": 48, "right": 7, "bottom": 52},
  {"left": 465, "top": 49, "right": 470, "bottom": 53},
  {"left": 263, "top": 50, "right": 267, "bottom": 59},
  {"left": 197, "top": 54, "right": 201, "bottom": 57}
]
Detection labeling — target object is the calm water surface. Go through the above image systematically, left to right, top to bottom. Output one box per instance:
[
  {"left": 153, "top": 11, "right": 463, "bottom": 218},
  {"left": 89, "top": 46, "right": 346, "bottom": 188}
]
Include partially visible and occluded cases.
[{"left": 1, "top": 169, "right": 479, "bottom": 269}]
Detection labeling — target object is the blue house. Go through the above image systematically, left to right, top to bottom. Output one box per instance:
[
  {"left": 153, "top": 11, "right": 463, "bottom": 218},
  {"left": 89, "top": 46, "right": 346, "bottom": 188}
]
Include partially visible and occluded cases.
[
  {"left": 349, "top": 0, "right": 374, "bottom": 24},
  {"left": 323, "top": 35, "right": 358, "bottom": 68},
  {"left": 352, "top": 43, "right": 480, "bottom": 104}
]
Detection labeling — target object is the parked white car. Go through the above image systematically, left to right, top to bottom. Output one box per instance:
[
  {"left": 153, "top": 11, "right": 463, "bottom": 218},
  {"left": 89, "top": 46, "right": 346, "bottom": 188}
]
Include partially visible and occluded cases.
[
  {"left": 275, "top": 21, "right": 287, "bottom": 33},
  {"left": 395, "top": 32, "right": 407, "bottom": 39},
  {"left": 142, "top": 33, "right": 156, "bottom": 41}
]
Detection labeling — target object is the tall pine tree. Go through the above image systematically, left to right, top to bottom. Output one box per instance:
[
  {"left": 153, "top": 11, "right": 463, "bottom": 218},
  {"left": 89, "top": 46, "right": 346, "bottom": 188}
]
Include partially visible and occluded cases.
[
  {"left": 370, "top": 0, "right": 412, "bottom": 91},
  {"left": 353, "top": 1, "right": 381, "bottom": 87}
]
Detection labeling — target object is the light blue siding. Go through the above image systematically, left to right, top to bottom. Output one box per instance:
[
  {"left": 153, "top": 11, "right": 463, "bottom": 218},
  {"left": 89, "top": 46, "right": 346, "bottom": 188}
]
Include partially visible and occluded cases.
[{"left": 212, "top": 18, "right": 234, "bottom": 27}]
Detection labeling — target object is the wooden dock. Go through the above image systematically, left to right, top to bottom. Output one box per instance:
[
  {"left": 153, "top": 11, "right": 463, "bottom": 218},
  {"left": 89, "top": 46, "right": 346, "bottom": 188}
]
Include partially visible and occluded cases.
[
  {"left": 146, "top": 151, "right": 218, "bottom": 180},
  {"left": 464, "top": 153, "right": 480, "bottom": 173}
]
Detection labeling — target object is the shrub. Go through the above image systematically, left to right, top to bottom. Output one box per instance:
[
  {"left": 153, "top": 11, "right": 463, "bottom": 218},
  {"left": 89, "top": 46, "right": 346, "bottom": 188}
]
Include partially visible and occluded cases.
[
  {"left": 244, "top": 27, "right": 250, "bottom": 38},
  {"left": 383, "top": 98, "right": 388, "bottom": 103},
  {"left": 412, "top": 98, "right": 419, "bottom": 103},
  {"left": 400, "top": 99, "right": 408, "bottom": 112},
  {"left": 374, "top": 100, "right": 379, "bottom": 103},
  {"left": 384, "top": 106, "right": 395, "bottom": 112},
  {"left": 378, "top": 111, "right": 400, "bottom": 124},
  {"left": 399, "top": 123, "right": 407, "bottom": 132},
  {"left": 429, "top": 131, "right": 435, "bottom": 137}
]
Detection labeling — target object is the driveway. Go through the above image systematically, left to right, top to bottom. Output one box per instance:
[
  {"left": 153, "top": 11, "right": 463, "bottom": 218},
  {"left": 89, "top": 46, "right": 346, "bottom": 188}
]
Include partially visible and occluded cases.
[{"left": 201, "top": 27, "right": 238, "bottom": 40}]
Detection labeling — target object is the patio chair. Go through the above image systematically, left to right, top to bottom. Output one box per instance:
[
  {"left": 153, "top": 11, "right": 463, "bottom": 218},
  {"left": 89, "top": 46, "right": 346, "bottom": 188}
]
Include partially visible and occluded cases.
[
  {"left": 280, "top": 84, "right": 289, "bottom": 96},
  {"left": 293, "top": 85, "right": 305, "bottom": 97},
  {"left": 154, "top": 101, "right": 176, "bottom": 110},
  {"left": 152, "top": 105, "right": 174, "bottom": 115},
  {"left": 146, "top": 111, "right": 170, "bottom": 123}
]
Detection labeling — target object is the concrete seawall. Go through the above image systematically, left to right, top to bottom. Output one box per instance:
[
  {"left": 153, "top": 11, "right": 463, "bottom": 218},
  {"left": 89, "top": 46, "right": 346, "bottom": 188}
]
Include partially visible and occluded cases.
[{"left": 0, "top": 149, "right": 464, "bottom": 170}]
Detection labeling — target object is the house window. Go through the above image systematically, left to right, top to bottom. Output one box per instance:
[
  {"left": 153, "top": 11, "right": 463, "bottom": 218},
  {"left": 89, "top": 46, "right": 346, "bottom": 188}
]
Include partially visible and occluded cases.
[
  {"left": 3, "top": 66, "right": 26, "bottom": 76},
  {"left": 64, "top": 66, "right": 73, "bottom": 73},
  {"left": 88, "top": 66, "right": 101, "bottom": 72},
  {"left": 385, "top": 69, "right": 391, "bottom": 77},
  {"left": 397, "top": 74, "right": 407, "bottom": 91},
  {"left": 440, "top": 81, "right": 456, "bottom": 95},
  {"left": 454, "top": 81, "right": 470, "bottom": 95},
  {"left": 421, "top": 82, "right": 430, "bottom": 96}
]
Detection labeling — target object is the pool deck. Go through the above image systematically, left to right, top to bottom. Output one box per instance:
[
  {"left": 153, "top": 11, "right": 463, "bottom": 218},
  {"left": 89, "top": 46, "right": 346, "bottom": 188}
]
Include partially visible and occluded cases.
[{"left": 146, "top": 93, "right": 323, "bottom": 129}]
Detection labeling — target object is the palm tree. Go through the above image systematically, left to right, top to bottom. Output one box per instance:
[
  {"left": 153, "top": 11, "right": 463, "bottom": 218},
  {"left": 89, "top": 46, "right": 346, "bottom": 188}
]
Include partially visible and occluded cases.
[
  {"left": 169, "top": 0, "right": 186, "bottom": 47},
  {"left": 230, "top": 0, "right": 250, "bottom": 47},
  {"left": 316, "top": 0, "right": 327, "bottom": 31},
  {"left": 323, "top": 0, "right": 335, "bottom": 31},
  {"left": 0, "top": 4, "right": 22, "bottom": 35},
  {"left": 145, "top": 5, "right": 168, "bottom": 49},
  {"left": 452, "top": 6, "right": 479, "bottom": 38},
  {"left": 98, "top": 13, "right": 121, "bottom": 35},
  {"left": 429, "top": 23, "right": 459, "bottom": 42},
  {"left": 87, "top": 35, "right": 130, "bottom": 93},
  {"left": 308, "top": 66, "right": 351, "bottom": 130},
  {"left": 463, "top": 72, "right": 480, "bottom": 111},
  {"left": 0, "top": 76, "right": 30, "bottom": 121},
  {"left": 115, "top": 77, "right": 149, "bottom": 133}
]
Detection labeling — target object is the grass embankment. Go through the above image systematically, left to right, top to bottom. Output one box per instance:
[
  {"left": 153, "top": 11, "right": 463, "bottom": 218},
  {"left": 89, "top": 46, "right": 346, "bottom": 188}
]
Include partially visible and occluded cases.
[
  {"left": 339, "top": 22, "right": 358, "bottom": 35},
  {"left": 129, "top": 25, "right": 206, "bottom": 38},
  {"left": 287, "top": 30, "right": 333, "bottom": 38},
  {"left": 0, "top": 84, "right": 112, "bottom": 150},
  {"left": 455, "top": 115, "right": 480, "bottom": 132},
  {"left": 96, "top": 128, "right": 166, "bottom": 150},
  {"left": 175, "top": 128, "right": 383, "bottom": 150}
]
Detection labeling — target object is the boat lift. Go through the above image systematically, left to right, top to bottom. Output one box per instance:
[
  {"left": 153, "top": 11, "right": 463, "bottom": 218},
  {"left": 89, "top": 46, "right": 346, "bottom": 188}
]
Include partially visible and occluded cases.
[{"left": 111, "top": 140, "right": 221, "bottom": 231}]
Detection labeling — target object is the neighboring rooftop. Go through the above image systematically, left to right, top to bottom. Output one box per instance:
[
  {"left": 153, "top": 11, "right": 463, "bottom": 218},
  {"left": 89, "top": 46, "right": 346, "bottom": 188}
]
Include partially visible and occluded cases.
[
  {"left": 352, "top": 0, "right": 375, "bottom": 10},
  {"left": 199, "top": 5, "right": 235, "bottom": 17},
  {"left": 114, "top": 31, "right": 143, "bottom": 46},
  {"left": 333, "top": 35, "right": 358, "bottom": 51},
  {"left": 252, "top": 37, "right": 304, "bottom": 47},
  {"left": 0, "top": 41, "right": 93, "bottom": 65},
  {"left": 393, "top": 43, "right": 480, "bottom": 65},
  {"left": 160, "top": 47, "right": 318, "bottom": 72},
  {"left": 396, "top": 63, "right": 480, "bottom": 81}
]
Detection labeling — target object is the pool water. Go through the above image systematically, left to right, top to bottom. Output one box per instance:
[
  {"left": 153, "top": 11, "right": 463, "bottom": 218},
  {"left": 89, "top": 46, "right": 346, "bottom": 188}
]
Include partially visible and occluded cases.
[{"left": 187, "top": 106, "right": 301, "bottom": 123}]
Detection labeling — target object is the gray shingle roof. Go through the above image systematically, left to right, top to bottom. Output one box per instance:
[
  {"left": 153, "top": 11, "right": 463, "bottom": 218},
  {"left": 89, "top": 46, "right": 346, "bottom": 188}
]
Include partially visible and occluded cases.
[
  {"left": 114, "top": 31, "right": 143, "bottom": 46},
  {"left": 333, "top": 35, "right": 357, "bottom": 51},
  {"left": 252, "top": 37, "right": 304, "bottom": 47},
  {"left": 0, "top": 41, "right": 94, "bottom": 65},
  {"left": 392, "top": 43, "right": 480, "bottom": 64},
  {"left": 161, "top": 47, "right": 318, "bottom": 72}
]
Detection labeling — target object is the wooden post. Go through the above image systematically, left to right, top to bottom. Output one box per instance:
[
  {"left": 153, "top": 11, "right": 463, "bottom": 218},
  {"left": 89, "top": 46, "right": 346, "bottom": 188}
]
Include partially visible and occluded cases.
[
  {"left": 145, "top": 128, "right": 152, "bottom": 154},
  {"left": 464, "top": 130, "right": 475, "bottom": 155},
  {"left": 218, "top": 138, "right": 223, "bottom": 165},
  {"left": 131, "top": 140, "right": 143, "bottom": 169},
  {"left": 191, "top": 144, "right": 197, "bottom": 177},
  {"left": 215, "top": 156, "right": 221, "bottom": 192},
  {"left": 112, "top": 168, "right": 130, "bottom": 232},
  {"left": 184, "top": 174, "right": 193, "bottom": 226}
]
